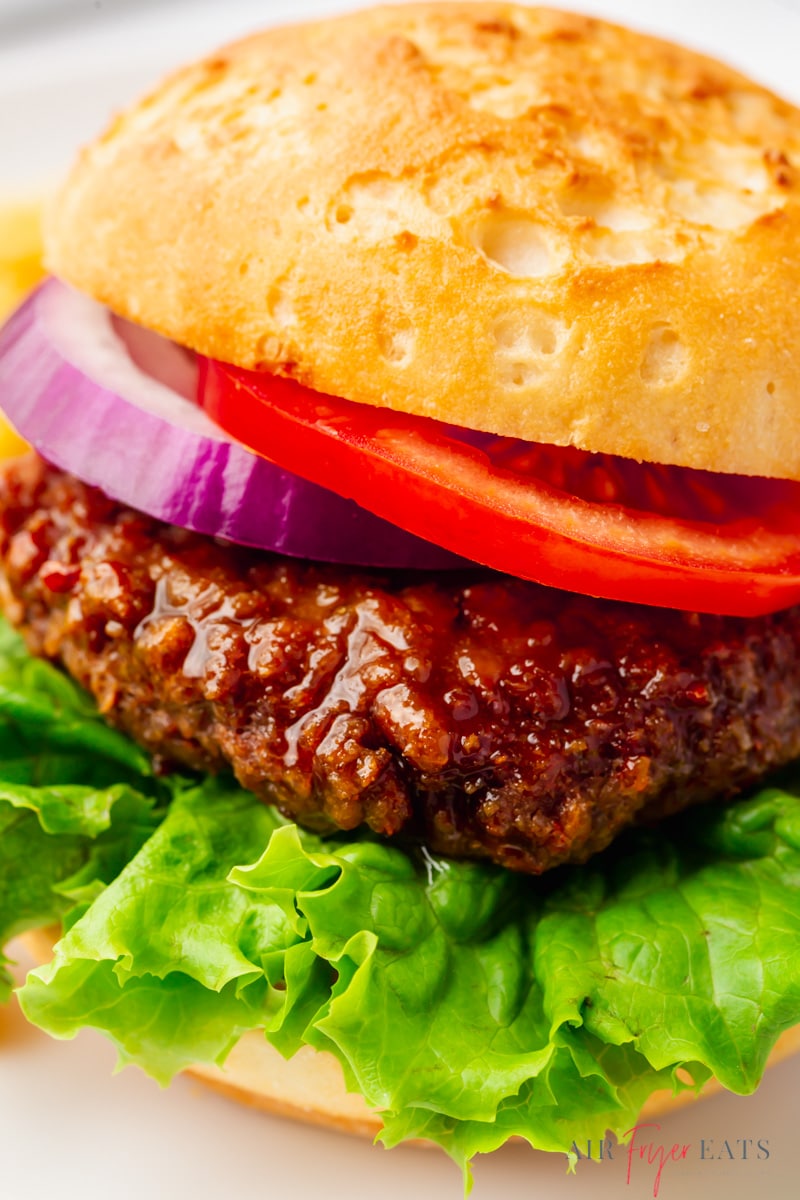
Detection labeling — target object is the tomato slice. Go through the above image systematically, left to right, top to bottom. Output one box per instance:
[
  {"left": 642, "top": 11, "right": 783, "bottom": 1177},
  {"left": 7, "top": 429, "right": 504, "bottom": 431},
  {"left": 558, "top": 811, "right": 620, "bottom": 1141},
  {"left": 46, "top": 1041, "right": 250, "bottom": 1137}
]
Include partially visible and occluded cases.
[{"left": 199, "top": 357, "right": 800, "bottom": 616}]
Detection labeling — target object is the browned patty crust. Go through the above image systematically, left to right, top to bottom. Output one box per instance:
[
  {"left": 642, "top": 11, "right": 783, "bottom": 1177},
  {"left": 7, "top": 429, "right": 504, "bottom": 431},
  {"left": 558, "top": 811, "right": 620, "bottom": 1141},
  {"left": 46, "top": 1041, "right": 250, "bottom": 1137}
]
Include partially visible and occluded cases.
[{"left": 2, "top": 454, "right": 800, "bottom": 873}]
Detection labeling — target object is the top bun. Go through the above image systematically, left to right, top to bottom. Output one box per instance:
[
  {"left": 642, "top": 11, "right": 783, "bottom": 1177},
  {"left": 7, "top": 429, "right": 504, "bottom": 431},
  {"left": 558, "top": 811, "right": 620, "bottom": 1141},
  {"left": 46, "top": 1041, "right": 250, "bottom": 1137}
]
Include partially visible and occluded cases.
[{"left": 47, "top": 3, "right": 800, "bottom": 478}]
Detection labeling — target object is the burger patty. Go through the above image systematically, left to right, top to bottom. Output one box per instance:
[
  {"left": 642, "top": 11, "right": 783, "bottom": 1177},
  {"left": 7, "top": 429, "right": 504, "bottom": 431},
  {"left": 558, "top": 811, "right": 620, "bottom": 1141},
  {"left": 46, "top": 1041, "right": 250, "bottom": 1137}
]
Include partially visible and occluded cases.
[{"left": 2, "top": 454, "right": 800, "bottom": 874}]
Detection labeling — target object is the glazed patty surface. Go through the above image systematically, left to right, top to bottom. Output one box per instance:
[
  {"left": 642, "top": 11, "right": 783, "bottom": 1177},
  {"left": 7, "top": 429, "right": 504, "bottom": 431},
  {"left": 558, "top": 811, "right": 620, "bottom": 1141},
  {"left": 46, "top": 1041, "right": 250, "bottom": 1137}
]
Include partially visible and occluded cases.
[{"left": 2, "top": 454, "right": 800, "bottom": 874}]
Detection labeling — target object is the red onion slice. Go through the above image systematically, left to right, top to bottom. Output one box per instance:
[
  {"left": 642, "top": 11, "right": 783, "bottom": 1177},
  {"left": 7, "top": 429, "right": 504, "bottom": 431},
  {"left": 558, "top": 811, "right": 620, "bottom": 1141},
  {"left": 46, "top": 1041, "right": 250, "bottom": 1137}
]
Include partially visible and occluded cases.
[{"left": 0, "top": 280, "right": 467, "bottom": 568}]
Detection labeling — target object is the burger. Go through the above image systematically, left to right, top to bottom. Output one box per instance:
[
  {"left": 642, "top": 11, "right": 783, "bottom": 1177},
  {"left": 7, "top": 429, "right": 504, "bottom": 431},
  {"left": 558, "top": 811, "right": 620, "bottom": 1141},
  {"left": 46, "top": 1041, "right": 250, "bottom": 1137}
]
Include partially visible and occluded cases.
[{"left": 1, "top": 1, "right": 800, "bottom": 1174}]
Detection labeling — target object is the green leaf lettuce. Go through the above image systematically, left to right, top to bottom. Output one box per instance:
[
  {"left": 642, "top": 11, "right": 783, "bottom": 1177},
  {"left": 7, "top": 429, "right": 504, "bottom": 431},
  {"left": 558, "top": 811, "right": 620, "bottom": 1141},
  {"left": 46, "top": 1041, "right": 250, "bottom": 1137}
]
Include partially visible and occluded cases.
[{"left": 0, "top": 620, "right": 162, "bottom": 997}]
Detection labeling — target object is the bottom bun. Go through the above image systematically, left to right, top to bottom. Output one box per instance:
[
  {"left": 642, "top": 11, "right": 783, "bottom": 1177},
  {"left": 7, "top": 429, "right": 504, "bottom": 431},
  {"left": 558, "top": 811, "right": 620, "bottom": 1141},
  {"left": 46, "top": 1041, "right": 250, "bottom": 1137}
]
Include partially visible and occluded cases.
[
  {"left": 22, "top": 927, "right": 800, "bottom": 1138},
  {"left": 186, "top": 1024, "right": 800, "bottom": 1135}
]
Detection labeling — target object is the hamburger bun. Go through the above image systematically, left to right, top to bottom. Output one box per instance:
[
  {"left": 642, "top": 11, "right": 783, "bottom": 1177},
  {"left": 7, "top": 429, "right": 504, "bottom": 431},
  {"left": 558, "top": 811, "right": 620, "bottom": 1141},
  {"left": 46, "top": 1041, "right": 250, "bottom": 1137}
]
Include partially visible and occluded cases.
[
  {"left": 47, "top": 3, "right": 800, "bottom": 478},
  {"left": 22, "top": 927, "right": 800, "bottom": 1138},
  {"left": 186, "top": 1023, "right": 800, "bottom": 1136}
]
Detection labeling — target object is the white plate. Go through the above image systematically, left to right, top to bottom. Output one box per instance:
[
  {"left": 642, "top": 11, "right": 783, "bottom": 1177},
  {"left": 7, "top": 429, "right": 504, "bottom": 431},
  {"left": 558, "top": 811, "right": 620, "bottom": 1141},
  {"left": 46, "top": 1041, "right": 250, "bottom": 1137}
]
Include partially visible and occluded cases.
[{"left": 2, "top": 3, "right": 800, "bottom": 1198}]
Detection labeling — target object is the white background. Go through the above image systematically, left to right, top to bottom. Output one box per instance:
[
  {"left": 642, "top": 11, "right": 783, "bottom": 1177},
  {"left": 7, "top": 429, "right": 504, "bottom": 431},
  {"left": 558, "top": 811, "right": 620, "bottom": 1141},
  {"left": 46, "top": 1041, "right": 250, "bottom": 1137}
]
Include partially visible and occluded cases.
[{"left": 1, "top": 3, "right": 800, "bottom": 1199}]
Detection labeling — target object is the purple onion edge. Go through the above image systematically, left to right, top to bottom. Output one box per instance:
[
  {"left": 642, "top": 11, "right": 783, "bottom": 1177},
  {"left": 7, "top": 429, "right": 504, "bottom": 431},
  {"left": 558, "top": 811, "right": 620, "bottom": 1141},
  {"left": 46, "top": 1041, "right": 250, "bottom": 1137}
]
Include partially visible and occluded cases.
[{"left": 0, "top": 280, "right": 471, "bottom": 571}]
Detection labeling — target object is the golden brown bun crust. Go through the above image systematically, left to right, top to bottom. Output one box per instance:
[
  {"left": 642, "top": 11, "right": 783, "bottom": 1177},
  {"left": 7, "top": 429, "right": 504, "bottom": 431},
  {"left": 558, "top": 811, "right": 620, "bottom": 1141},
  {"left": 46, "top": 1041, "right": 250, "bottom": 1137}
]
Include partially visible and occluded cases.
[
  {"left": 47, "top": 4, "right": 800, "bottom": 478},
  {"left": 21, "top": 928, "right": 800, "bottom": 1140},
  {"left": 186, "top": 1023, "right": 800, "bottom": 1136}
]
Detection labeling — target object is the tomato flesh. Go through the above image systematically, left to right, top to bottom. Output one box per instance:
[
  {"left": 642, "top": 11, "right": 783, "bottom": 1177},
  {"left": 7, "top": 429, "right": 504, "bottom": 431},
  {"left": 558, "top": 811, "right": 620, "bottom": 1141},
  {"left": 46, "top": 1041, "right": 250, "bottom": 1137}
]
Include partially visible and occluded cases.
[{"left": 199, "top": 358, "right": 800, "bottom": 616}]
